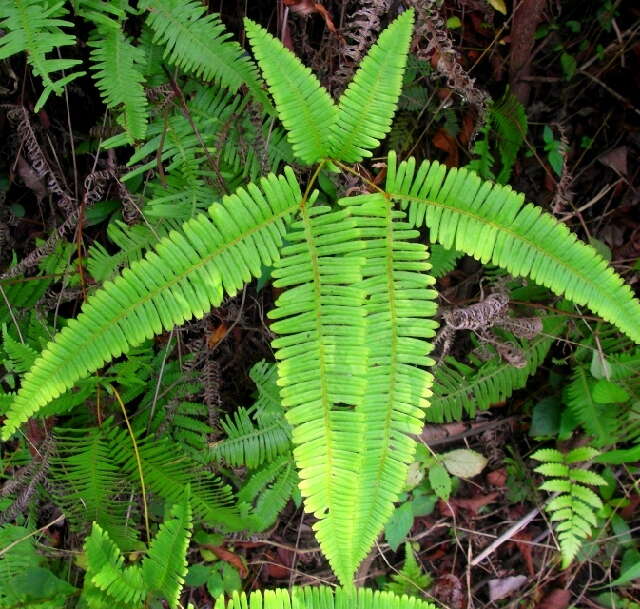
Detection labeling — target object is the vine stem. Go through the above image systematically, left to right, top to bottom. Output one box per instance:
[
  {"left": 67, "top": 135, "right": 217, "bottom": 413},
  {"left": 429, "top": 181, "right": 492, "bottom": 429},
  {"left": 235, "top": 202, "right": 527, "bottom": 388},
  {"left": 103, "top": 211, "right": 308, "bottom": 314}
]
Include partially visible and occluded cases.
[{"left": 110, "top": 384, "right": 150, "bottom": 542}]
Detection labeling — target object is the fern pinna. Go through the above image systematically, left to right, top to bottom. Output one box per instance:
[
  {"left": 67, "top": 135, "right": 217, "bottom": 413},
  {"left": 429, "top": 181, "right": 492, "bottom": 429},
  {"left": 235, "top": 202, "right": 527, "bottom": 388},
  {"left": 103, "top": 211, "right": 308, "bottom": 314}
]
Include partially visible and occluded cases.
[{"left": 3, "top": 8, "right": 640, "bottom": 593}]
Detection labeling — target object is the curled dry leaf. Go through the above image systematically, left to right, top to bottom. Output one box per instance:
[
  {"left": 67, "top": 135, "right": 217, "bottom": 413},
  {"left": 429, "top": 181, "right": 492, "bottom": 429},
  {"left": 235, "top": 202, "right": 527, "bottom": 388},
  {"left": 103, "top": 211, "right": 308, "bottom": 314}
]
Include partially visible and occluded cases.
[
  {"left": 284, "top": 0, "right": 337, "bottom": 33},
  {"left": 432, "top": 127, "right": 459, "bottom": 167},
  {"left": 486, "top": 468, "right": 508, "bottom": 487},
  {"left": 452, "top": 491, "right": 500, "bottom": 514},
  {"left": 201, "top": 544, "right": 248, "bottom": 578}
]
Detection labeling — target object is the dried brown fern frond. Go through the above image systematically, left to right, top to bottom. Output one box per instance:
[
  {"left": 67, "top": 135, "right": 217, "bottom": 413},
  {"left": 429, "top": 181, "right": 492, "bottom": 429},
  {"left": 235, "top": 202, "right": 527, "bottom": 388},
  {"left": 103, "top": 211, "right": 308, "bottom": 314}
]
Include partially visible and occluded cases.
[
  {"left": 331, "top": 0, "right": 391, "bottom": 92},
  {"left": 407, "top": 1, "right": 488, "bottom": 118},
  {"left": 3, "top": 105, "right": 75, "bottom": 213}
]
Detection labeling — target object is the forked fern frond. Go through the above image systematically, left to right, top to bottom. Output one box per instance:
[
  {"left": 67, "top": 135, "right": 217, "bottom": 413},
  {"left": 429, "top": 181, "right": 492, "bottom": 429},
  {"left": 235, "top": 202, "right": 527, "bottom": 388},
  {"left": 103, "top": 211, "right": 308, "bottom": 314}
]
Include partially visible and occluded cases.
[
  {"left": 0, "top": 0, "right": 84, "bottom": 110},
  {"left": 328, "top": 10, "right": 414, "bottom": 163},
  {"left": 244, "top": 18, "right": 337, "bottom": 165},
  {"left": 88, "top": 21, "right": 148, "bottom": 142},
  {"left": 385, "top": 151, "right": 640, "bottom": 343},
  {"left": 1, "top": 171, "right": 301, "bottom": 439},
  {"left": 337, "top": 193, "right": 437, "bottom": 576},
  {"left": 269, "top": 204, "right": 369, "bottom": 583},
  {"left": 532, "top": 447, "right": 606, "bottom": 568},
  {"left": 82, "top": 496, "right": 192, "bottom": 609},
  {"left": 83, "top": 523, "right": 146, "bottom": 607},
  {"left": 214, "top": 587, "right": 437, "bottom": 609}
]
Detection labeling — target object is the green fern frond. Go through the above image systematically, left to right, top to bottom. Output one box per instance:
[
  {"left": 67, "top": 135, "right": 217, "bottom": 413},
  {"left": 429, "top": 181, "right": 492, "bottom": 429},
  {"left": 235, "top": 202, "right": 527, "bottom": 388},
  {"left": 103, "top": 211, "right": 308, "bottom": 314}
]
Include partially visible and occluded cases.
[
  {"left": 0, "top": 0, "right": 84, "bottom": 110},
  {"left": 141, "top": 0, "right": 269, "bottom": 110},
  {"left": 328, "top": 10, "right": 414, "bottom": 163},
  {"left": 244, "top": 18, "right": 337, "bottom": 165},
  {"left": 88, "top": 22, "right": 148, "bottom": 143},
  {"left": 115, "top": 84, "right": 241, "bottom": 176},
  {"left": 493, "top": 92, "right": 527, "bottom": 184},
  {"left": 385, "top": 151, "right": 640, "bottom": 344},
  {"left": 2, "top": 170, "right": 301, "bottom": 439},
  {"left": 337, "top": 193, "right": 437, "bottom": 578},
  {"left": 268, "top": 203, "right": 368, "bottom": 583},
  {"left": 429, "top": 244, "right": 461, "bottom": 278},
  {"left": 429, "top": 315, "right": 563, "bottom": 422},
  {"left": 1, "top": 325, "right": 37, "bottom": 373},
  {"left": 212, "top": 361, "right": 290, "bottom": 467},
  {"left": 248, "top": 361, "right": 285, "bottom": 420},
  {"left": 564, "top": 367, "right": 617, "bottom": 446},
  {"left": 167, "top": 401, "right": 212, "bottom": 457},
  {"left": 213, "top": 406, "right": 291, "bottom": 468},
  {"left": 51, "top": 424, "right": 138, "bottom": 550},
  {"left": 120, "top": 436, "right": 246, "bottom": 531},
  {"left": 532, "top": 448, "right": 606, "bottom": 568},
  {"left": 238, "top": 455, "right": 298, "bottom": 531},
  {"left": 142, "top": 494, "right": 192, "bottom": 609},
  {"left": 83, "top": 523, "right": 146, "bottom": 607},
  {"left": 384, "top": 542, "right": 432, "bottom": 598},
  {"left": 214, "top": 587, "right": 438, "bottom": 609}
]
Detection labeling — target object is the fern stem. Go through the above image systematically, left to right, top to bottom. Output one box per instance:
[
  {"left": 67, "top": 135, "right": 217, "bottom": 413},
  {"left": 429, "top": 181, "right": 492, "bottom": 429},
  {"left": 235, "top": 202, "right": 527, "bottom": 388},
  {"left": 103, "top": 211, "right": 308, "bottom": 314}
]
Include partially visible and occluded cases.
[
  {"left": 332, "top": 159, "right": 386, "bottom": 195},
  {"left": 301, "top": 160, "right": 325, "bottom": 207},
  {"left": 110, "top": 384, "right": 150, "bottom": 542}
]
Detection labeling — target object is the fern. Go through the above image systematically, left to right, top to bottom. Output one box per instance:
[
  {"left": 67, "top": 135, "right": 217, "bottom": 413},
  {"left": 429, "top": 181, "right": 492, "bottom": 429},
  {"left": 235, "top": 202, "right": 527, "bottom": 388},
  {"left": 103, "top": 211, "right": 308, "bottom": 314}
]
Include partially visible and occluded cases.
[
  {"left": 0, "top": 0, "right": 84, "bottom": 110},
  {"left": 141, "top": 0, "right": 269, "bottom": 110},
  {"left": 3, "top": 8, "right": 640, "bottom": 591},
  {"left": 328, "top": 11, "right": 414, "bottom": 163},
  {"left": 244, "top": 18, "right": 337, "bottom": 165},
  {"left": 88, "top": 20, "right": 148, "bottom": 142},
  {"left": 493, "top": 92, "right": 527, "bottom": 184},
  {"left": 386, "top": 151, "right": 640, "bottom": 344},
  {"left": 1, "top": 170, "right": 301, "bottom": 438},
  {"left": 336, "top": 193, "right": 437, "bottom": 577},
  {"left": 268, "top": 203, "right": 369, "bottom": 582},
  {"left": 429, "top": 244, "right": 461, "bottom": 278},
  {"left": 429, "top": 315, "right": 564, "bottom": 422},
  {"left": 1, "top": 325, "right": 37, "bottom": 373},
  {"left": 212, "top": 362, "right": 291, "bottom": 467},
  {"left": 564, "top": 367, "right": 618, "bottom": 446},
  {"left": 213, "top": 406, "right": 291, "bottom": 468},
  {"left": 51, "top": 424, "right": 139, "bottom": 550},
  {"left": 120, "top": 435, "right": 247, "bottom": 532},
  {"left": 532, "top": 447, "right": 606, "bottom": 568},
  {"left": 237, "top": 455, "right": 298, "bottom": 531},
  {"left": 82, "top": 494, "right": 192, "bottom": 609},
  {"left": 141, "top": 494, "right": 192, "bottom": 609},
  {"left": 82, "top": 523, "right": 146, "bottom": 608},
  {"left": 384, "top": 542, "right": 432, "bottom": 598},
  {"left": 215, "top": 588, "right": 436, "bottom": 609}
]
